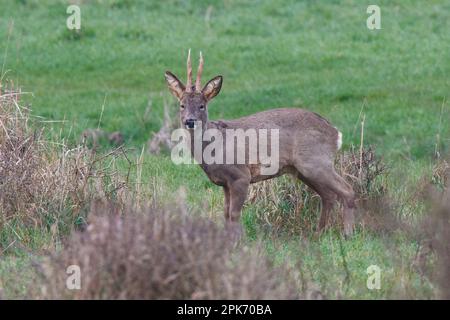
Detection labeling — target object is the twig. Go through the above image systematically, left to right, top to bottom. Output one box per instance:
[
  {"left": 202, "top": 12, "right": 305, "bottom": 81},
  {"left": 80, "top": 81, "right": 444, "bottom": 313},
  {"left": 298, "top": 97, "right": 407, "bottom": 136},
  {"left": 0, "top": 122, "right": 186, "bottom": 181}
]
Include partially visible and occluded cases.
[
  {"left": 97, "top": 93, "right": 107, "bottom": 129},
  {"left": 434, "top": 97, "right": 446, "bottom": 159},
  {"left": 359, "top": 114, "right": 365, "bottom": 180}
]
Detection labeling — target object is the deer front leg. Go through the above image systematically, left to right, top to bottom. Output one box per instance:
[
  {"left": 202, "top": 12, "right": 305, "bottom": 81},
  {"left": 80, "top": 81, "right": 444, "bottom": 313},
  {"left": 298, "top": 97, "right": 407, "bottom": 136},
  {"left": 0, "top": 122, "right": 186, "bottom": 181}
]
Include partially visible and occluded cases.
[
  {"left": 224, "top": 178, "right": 250, "bottom": 241},
  {"left": 227, "top": 178, "right": 250, "bottom": 223},
  {"left": 223, "top": 186, "right": 230, "bottom": 220}
]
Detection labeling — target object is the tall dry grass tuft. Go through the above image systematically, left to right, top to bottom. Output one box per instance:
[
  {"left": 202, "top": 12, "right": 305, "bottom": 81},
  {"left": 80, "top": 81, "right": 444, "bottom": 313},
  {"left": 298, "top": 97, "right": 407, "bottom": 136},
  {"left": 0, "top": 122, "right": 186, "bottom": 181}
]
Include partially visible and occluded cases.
[
  {"left": 0, "top": 82, "right": 127, "bottom": 245},
  {"left": 336, "top": 145, "right": 387, "bottom": 199},
  {"left": 248, "top": 146, "right": 388, "bottom": 236},
  {"left": 431, "top": 158, "right": 449, "bottom": 190},
  {"left": 248, "top": 176, "right": 320, "bottom": 236},
  {"left": 33, "top": 201, "right": 301, "bottom": 299}
]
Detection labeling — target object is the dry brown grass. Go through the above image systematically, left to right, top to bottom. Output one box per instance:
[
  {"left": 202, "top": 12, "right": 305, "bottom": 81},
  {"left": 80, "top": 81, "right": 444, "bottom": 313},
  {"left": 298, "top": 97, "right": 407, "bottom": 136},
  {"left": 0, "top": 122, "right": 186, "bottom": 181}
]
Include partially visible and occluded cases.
[
  {"left": 0, "top": 82, "right": 127, "bottom": 243},
  {"left": 336, "top": 145, "right": 387, "bottom": 199},
  {"left": 431, "top": 158, "right": 449, "bottom": 190},
  {"left": 32, "top": 201, "right": 302, "bottom": 299}
]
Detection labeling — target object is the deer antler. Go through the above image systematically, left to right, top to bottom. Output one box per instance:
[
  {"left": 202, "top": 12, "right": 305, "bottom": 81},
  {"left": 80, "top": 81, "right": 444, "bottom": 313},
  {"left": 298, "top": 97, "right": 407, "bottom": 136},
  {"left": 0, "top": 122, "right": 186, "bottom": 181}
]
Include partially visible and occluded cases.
[
  {"left": 186, "top": 49, "right": 193, "bottom": 93},
  {"left": 195, "top": 51, "right": 204, "bottom": 92}
]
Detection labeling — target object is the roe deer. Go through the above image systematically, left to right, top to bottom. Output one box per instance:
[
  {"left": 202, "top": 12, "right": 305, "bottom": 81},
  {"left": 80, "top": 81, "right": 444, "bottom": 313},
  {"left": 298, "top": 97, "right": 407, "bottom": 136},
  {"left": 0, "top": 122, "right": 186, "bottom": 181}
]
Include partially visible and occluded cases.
[{"left": 164, "top": 51, "right": 356, "bottom": 236}]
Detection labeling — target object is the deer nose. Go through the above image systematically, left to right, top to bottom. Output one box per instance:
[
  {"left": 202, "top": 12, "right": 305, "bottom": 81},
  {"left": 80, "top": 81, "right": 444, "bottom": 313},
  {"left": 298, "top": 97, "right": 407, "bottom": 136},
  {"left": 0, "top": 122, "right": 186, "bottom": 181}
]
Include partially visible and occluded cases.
[{"left": 185, "top": 119, "right": 196, "bottom": 129}]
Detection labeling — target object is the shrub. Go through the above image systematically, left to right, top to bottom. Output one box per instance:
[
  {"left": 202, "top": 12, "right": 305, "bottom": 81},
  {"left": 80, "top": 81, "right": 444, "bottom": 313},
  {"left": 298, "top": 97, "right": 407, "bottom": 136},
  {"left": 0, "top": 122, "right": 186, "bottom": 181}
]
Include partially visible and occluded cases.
[
  {"left": 336, "top": 145, "right": 387, "bottom": 199},
  {"left": 412, "top": 181, "right": 450, "bottom": 299},
  {"left": 33, "top": 202, "right": 302, "bottom": 299}
]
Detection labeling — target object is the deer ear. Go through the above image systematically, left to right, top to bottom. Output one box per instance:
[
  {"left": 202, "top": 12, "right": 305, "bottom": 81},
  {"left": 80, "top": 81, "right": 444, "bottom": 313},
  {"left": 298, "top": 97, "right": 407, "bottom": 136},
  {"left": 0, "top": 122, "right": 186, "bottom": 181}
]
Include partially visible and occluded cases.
[
  {"left": 165, "top": 71, "right": 185, "bottom": 100},
  {"left": 202, "top": 76, "right": 222, "bottom": 102}
]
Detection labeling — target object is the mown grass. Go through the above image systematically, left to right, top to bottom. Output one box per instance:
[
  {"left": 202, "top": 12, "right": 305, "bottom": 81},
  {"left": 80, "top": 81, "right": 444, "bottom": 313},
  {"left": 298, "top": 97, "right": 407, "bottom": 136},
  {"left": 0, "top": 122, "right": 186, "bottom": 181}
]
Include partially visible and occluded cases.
[
  {"left": 0, "top": 0, "right": 449, "bottom": 299},
  {"left": 1, "top": 0, "right": 449, "bottom": 157}
]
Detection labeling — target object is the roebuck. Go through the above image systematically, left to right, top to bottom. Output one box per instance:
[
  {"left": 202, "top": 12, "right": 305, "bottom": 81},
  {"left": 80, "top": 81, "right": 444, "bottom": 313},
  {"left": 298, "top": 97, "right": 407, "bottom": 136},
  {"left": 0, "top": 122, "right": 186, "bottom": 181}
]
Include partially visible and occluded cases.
[{"left": 165, "top": 51, "right": 356, "bottom": 236}]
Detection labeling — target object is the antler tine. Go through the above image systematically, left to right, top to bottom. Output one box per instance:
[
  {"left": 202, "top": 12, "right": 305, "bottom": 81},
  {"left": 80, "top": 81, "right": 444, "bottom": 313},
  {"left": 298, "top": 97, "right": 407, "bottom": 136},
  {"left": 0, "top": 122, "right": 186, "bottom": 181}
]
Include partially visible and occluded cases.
[
  {"left": 186, "top": 49, "right": 192, "bottom": 92},
  {"left": 195, "top": 51, "right": 204, "bottom": 92}
]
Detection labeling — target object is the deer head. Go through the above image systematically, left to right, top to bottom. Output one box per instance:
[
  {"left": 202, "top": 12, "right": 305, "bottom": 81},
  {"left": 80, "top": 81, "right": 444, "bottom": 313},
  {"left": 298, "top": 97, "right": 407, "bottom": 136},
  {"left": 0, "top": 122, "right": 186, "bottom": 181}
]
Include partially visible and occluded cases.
[{"left": 165, "top": 50, "right": 222, "bottom": 130}]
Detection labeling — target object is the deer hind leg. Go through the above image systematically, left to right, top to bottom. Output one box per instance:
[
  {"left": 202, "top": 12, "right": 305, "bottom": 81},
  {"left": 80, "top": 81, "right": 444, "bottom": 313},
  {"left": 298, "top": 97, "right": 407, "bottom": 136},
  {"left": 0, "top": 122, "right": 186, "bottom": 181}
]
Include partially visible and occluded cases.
[
  {"left": 295, "top": 161, "right": 355, "bottom": 236},
  {"left": 328, "top": 171, "right": 356, "bottom": 237},
  {"left": 297, "top": 173, "right": 337, "bottom": 233},
  {"left": 316, "top": 186, "right": 338, "bottom": 232}
]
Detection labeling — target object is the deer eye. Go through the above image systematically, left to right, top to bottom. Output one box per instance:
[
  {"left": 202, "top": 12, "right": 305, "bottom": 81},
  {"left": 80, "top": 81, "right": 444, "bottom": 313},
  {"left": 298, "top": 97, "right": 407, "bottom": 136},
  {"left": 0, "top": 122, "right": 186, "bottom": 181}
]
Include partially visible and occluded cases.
[
  {"left": 180, "top": 105, "right": 185, "bottom": 109},
  {"left": 199, "top": 105, "right": 205, "bottom": 110}
]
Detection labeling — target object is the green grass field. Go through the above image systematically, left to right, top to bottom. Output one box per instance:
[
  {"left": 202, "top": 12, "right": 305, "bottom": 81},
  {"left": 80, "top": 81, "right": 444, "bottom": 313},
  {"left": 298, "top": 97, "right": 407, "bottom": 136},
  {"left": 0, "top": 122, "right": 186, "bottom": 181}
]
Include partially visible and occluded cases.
[{"left": 0, "top": 0, "right": 449, "bottom": 299}]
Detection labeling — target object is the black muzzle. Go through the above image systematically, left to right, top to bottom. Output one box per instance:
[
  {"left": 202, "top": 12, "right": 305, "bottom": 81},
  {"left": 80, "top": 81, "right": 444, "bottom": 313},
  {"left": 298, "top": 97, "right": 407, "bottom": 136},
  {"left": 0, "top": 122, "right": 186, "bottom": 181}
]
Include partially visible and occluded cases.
[{"left": 185, "top": 119, "right": 196, "bottom": 129}]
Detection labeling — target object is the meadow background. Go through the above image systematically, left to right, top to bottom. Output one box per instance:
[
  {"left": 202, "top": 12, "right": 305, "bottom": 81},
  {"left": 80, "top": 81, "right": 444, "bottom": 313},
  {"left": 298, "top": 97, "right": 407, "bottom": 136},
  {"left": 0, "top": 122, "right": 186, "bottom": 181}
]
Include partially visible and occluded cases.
[{"left": 0, "top": 0, "right": 449, "bottom": 299}]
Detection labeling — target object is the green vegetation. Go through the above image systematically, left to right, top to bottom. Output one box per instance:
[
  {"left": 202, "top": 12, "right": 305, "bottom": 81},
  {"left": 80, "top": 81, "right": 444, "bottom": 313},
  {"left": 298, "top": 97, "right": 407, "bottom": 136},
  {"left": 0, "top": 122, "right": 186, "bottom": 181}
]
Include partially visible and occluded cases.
[
  {"left": 0, "top": 0, "right": 449, "bottom": 299},
  {"left": 2, "top": 0, "right": 449, "bottom": 157}
]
